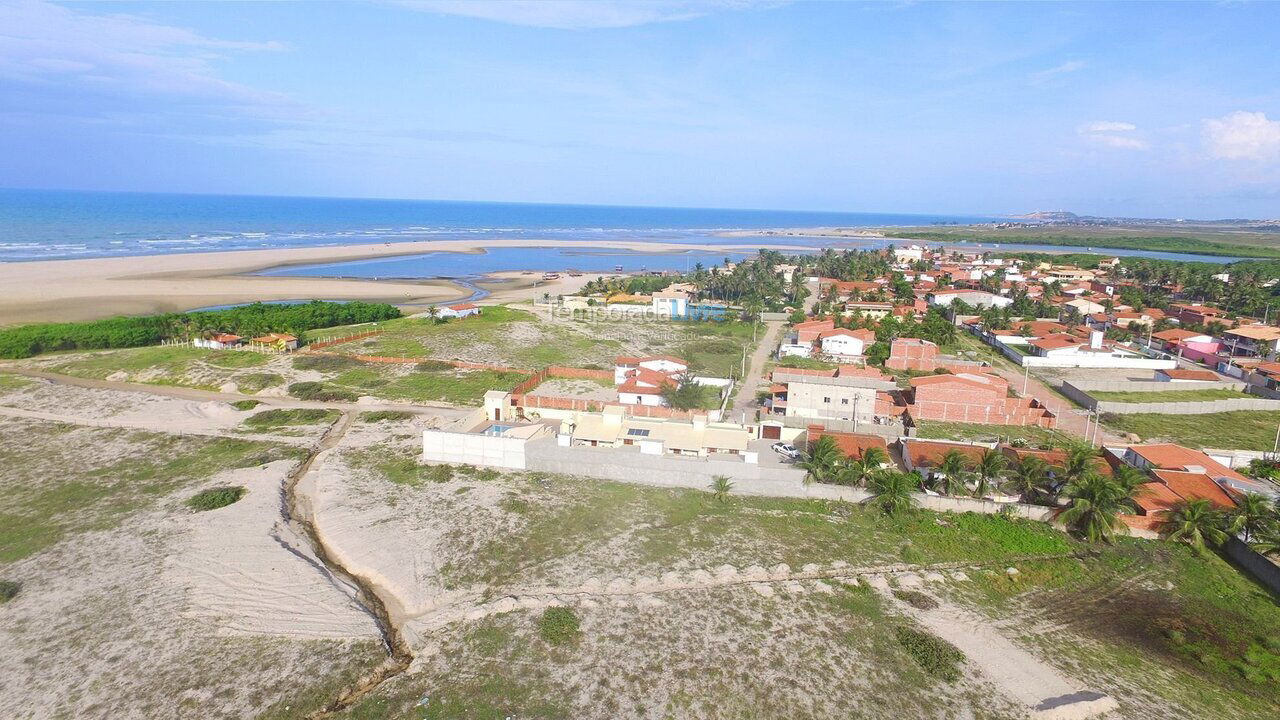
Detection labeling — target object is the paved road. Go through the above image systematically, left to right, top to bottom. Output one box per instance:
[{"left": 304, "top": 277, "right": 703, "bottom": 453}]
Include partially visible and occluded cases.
[
  {"left": 728, "top": 320, "right": 783, "bottom": 420},
  {"left": 1, "top": 366, "right": 472, "bottom": 420}
]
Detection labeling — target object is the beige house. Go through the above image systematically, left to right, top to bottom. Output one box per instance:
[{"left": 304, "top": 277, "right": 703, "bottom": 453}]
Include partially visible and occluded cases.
[{"left": 771, "top": 369, "right": 895, "bottom": 425}]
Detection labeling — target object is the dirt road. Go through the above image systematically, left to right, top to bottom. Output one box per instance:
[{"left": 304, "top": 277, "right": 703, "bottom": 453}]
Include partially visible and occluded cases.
[{"left": 728, "top": 321, "right": 782, "bottom": 420}]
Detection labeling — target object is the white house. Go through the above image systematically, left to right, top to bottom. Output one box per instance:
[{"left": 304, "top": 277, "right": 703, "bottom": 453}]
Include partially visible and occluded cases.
[
  {"left": 893, "top": 246, "right": 925, "bottom": 263},
  {"left": 927, "top": 289, "right": 1012, "bottom": 309},
  {"left": 651, "top": 290, "right": 690, "bottom": 317},
  {"left": 439, "top": 303, "right": 482, "bottom": 319},
  {"left": 818, "top": 328, "right": 876, "bottom": 358},
  {"left": 194, "top": 333, "right": 243, "bottom": 350},
  {"left": 614, "top": 355, "right": 688, "bottom": 385}
]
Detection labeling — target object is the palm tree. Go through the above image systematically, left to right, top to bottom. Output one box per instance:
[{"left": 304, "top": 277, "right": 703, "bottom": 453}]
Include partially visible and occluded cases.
[
  {"left": 426, "top": 305, "right": 440, "bottom": 323},
  {"left": 800, "top": 435, "right": 842, "bottom": 486},
  {"left": 1060, "top": 445, "right": 1097, "bottom": 485},
  {"left": 860, "top": 446, "right": 890, "bottom": 470},
  {"left": 973, "top": 448, "right": 1007, "bottom": 499},
  {"left": 933, "top": 449, "right": 971, "bottom": 496},
  {"left": 1005, "top": 456, "right": 1052, "bottom": 504},
  {"left": 838, "top": 458, "right": 877, "bottom": 487},
  {"left": 1110, "top": 464, "right": 1148, "bottom": 492},
  {"left": 864, "top": 471, "right": 917, "bottom": 516},
  {"left": 1058, "top": 472, "right": 1135, "bottom": 544},
  {"left": 710, "top": 475, "right": 733, "bottom": 503},
  {"left": 1228, "top": 493, "right": 1275, "bottom": 542},
  {"left": 1161, "top": 499, "right": 1228, "bottom": 551},
  {"left": 1250, "top": 524, "right": 1280, "bottom": 558}
]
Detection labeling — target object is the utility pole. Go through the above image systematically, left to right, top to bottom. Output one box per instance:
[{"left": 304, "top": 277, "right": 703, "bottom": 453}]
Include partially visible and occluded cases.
[{"left": 1022, "top": 364, "right": 1029, "bottom": 396}]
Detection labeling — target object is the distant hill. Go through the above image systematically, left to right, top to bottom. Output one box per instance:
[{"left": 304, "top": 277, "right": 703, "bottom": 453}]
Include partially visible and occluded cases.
[{"left": 1011, "top": 211, "right": 1079, "bottom": 221}]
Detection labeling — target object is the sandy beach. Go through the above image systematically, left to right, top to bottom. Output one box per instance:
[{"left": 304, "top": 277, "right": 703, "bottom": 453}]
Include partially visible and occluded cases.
[{"left": 0, "top": 238, "right": 807, "bottom": 324}]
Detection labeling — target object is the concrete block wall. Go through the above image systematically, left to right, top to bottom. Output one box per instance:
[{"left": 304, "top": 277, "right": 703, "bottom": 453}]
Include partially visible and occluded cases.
[{"left": 1061, "top": 379, "right": 1280, "bottom": 415}]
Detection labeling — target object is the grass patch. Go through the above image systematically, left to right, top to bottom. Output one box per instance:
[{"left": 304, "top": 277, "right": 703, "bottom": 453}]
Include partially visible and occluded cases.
[
  {"left": 203, "top": 350, "right": 269, "bottom": 369},
  {"left": 292, "top": 354, "right": 362, "bottom": 372},
  {"left": 777, "top": 355, "right": 839, "bottom": 370},
  {"left": 372, "top": 369, "right": 528, "bottom": 406},
  {"left": 235, "top": 372, "right": 284, "bottom": 393},
  {"left": 0, "top": 373, "right": 33, "bottom": 392},
  {"left": 287, "top": 381, "right": 358, "bottom": 402},
  {"left": 1090, "top": 388, "right": 1254, "bottom": 403},
  {"left": 230, "top": 399, "right": 261, "bottom": 411},
  {"left": 242, "top": 408, "right": 338, "bottom": 429},
  {"left": 358, "top": 410, "right": 416, "bottom": 423},
  {"left": 1102, "top": 410, "right": 1280, "bottom": 450},
  {"left": 912, "top": 421, "right": 1072, "bottom": 448},
  {"left": 351, "top": 446, "right": 453, "bottom": 486},
  {"left": 186, "top": 485, "right": 247, "bottom": 511},
  {"left": 0, "top": 579, "right": 19, "bottom": 603},
  {"left": 893, "top": 589, "right": 940, "bottom": 610},
  {"left": 537, "top": 607, "right": 581, "bottom": 645},
  {"left": 894, "top": 626, "right": 965, "bottom": 682}
]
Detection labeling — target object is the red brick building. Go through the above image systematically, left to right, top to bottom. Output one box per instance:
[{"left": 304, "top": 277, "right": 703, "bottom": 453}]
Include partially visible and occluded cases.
[{"left": 905, "top": 372, "right": 1056, "bottom": 427}]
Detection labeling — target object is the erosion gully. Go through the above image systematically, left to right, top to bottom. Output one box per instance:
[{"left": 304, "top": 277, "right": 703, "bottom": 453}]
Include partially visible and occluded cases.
[{"left": 280, "top": 411, "right": 413, "bottom": 718}]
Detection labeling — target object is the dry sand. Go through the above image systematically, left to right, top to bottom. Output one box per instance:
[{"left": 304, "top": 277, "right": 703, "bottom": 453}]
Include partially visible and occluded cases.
[{"left": 0, "top": 238, "right": 803, "bottom": 324}]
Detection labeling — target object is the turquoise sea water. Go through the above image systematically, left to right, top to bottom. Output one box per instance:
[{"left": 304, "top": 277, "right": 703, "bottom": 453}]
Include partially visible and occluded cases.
[
  {"left": 0, "top": 188, "right": 997, "bottom": 262},
  {"left": 0, "top": 189, "right": 1242, "bottom": 270}
]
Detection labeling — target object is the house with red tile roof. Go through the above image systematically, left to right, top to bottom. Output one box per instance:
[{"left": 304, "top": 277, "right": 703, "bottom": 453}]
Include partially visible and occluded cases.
[
  {"left": 439, "top": 302, "right": 481, "bottom": 318},
  {"left": 818, "top": 327, "right": 876, "bottom": 358},
  {"left": 805, "top": 425, "right": 891, "bottom": 464},
  {"left": 901, "top": 439, "right": 987, "bottom": 478}
]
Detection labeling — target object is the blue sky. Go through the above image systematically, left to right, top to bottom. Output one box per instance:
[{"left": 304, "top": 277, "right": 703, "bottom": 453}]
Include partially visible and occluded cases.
[{"left": 2, "top": 0, "right": 1279, "bottom": 218}]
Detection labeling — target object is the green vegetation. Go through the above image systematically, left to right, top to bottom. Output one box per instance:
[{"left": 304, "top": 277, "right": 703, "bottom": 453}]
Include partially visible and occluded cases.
[
  {"left": 894, "top": 227, "right": 1280, "bottom": 259},
  {"left": 0, "top": 300, "right": 400, "bottom": 359},
  {"left": 202, "top": 350, "right": 269, "bottom": 369},
  {"left": 292, "top": 354, "right": 362, "bottom": 372},
  {"left": 235, "top": 372, "right": 284, "bottom": 393},
  {"left": 660, "top": 373, "right": 722, "bottom": 410},
  {"left": 0, "top": 374, "right": 33, "bottom": 392},
  {"left": 287, "top": 381, "right": 358, "bottom": 403},
  {"left": 1090, "top": 388, "right": 1253, "bottom": 403},
  {"left": 230, "top": 399, "right": 261, "bottom": 411},
  {"left": 242, "top": 408, "right": 338, "bottom": 429},
  {"left": 358, "top": 410, "right": 416, "bottom": 423},
  {"left": 1102, "top": 410, "right": 1280, "bottom": 450},
  {"left": 912, "top": 421, "right": 1071, "bottom": 448},
  {"left": 0, "top": 422, "right": 302, "bottom": 563},
  {"left": 351, "top": 447, "right": 454, "bottom": 486},
  {"left": 186, "top": 485, "right": 247, "bottom": 511},
  {"left": 0, "top": 579, "right": 19, "bottom": 603},
  {"left": 537, "top": 607, "right": 581, "bottom": 645},
  {"left": 894, "top": 626, "right": 965, "bottom": 682}
]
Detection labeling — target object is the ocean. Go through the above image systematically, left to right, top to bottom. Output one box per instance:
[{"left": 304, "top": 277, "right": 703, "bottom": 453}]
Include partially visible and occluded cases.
[
  {"left": 0, "top": 188, "right": 998, "bottom": 262},
  {"left": 0, "top": 189, "right": 1241, "bottom": 271}
]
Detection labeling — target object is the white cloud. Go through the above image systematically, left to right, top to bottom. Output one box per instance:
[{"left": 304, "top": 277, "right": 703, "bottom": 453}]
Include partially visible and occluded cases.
[
  {"left": 0, "top": 0, "right": 289, "bottom": 109},
  {"left": 397, "top": 0, "right": 784, "bottom": 29},
  {"left": 1030, "top": 59, "right": 1086, "bottom": 82},
  {"left": 1203, "top": 111, "right": 1280, "bottom": 162},
  {"left": 1077, "top": 120, "right": 1149, "bottom": 150}
]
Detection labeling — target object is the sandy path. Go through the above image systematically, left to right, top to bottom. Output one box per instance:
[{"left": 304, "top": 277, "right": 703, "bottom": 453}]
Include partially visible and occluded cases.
[
  {"left": 0, "top": 238, "right": 811, "bottom": 323},
  {"left": 729, "top": 320, "right": 782, "bottom": 419},
  {"left": 0, "top": 404, "right": 313, "bottom": 444},
  {"left": 163, "top": 459, "right": 381, "bottom": 639}
]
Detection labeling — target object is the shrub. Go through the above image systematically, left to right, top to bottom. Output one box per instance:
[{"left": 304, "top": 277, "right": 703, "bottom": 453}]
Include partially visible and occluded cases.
[
  {"left": 293, "top": 354, "right": 361, "bottom": 372},
  {"left": 415, "top": 359, "right": 455, "bottom": 372},
  {"left": 236, "top": 372, "right": 284, "bottom": 393},
  {"left": 287, "top": 382, "right": 357, "bottom": 402},
  {"left": 231, "top": 400, "right": 261, "bottom": 411},
  {"left": 243, "top": 408, "right": 337, "bottom": 428},
  {"left": 358, "top": 410, "right": 416, "bottom": 423},
  {"left": 187, "top": 486, "right": 247, "bottom": 512},
  {"left": 0, "top": 579, "right": 20, "bottom": 603},
  {"left": 538, "top": 607, "right": 581, "bottom": 644},
  {"left": 895, "top": 626, "right": 965, "bottom": 681}
]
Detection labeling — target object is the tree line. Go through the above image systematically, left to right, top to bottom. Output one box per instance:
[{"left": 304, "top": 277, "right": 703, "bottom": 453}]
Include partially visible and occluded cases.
[{"left": 0, "top": 301, "right": 401, "bottom": 359}]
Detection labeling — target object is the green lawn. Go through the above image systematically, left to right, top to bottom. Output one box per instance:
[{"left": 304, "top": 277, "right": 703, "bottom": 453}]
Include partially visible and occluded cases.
[
  {"left": 38, "top": 345, "right": 274, "bottom": 392},
  {"left": 0, "top": 373, "right": 33, "bottom": 392},
  {"left": 1090, "top": 388, "right": 1253, "bottom": 403},
  {"left": 1102, "top": 410, "right": 1280, "bottom": 450},
  {"left": 0, "top": 420, "right": 303, "bottom": 563},
  {"left": 912, "top": 421, "right": 1073, "bottom": 448}
]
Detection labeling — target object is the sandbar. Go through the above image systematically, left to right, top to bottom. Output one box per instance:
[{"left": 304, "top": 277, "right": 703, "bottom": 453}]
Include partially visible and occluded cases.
[{"left": 0, "top": 237, "right": 808, "bottom": 324}]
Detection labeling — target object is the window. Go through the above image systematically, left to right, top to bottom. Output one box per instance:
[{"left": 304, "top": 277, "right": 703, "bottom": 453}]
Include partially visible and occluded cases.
[
  {"left": 822, "top": 396, "right": 831, "bottom": 404},
  {"left": 841, "top": 398, "right": 849, "bottom": 405}
]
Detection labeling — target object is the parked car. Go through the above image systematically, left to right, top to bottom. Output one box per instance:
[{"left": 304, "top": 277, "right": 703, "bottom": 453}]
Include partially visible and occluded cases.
[{"left": 771, "top": 442, "right": 801, "bottom": 460}]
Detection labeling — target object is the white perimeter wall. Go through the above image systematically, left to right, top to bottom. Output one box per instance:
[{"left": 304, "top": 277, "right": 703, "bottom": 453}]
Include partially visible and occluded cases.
[{"left": 423, "top": 430, "right": 528, "bottom": 470}]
